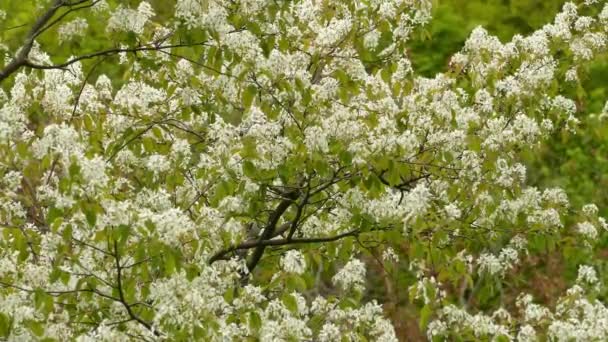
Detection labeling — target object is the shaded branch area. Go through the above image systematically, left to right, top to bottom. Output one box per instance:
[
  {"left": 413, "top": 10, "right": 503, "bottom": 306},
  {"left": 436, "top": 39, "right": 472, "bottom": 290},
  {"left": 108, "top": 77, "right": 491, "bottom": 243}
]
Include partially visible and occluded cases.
[
  {"left": 0, "top": 0, "right": 99, "bottom": 83},
  {"left": 0, "top": 0, "right": 214, "bottom": 85},
  {"left": 208, "top": 167, "right": 434, "bottom": 273},
  {"left": 208, "top": 174, "right": 345, "bottom": 270},
  {"left": 208, "top": 228, "right": 361, "bottom": 265},
  {"left": 0, "top": 231, "right": 159, "bottom": 340}
]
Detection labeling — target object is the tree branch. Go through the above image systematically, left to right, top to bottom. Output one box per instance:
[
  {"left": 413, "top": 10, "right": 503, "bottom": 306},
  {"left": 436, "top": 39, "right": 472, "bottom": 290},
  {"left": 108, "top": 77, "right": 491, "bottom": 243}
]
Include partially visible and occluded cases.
[
  {"left": 0, "top": 0, "right": 64, "bottom": 83},
  {"left": 36, "top": 0, "right": 100, "bottom": 38},
  {"left": 22, "top": 42, "right": 210, "bottom": 72},
  {"left": 377, "top": 171, "right": 430, "bottom": 191},
  {"left": 245, "top": 189, "right": 300, "bottom": 272},
  {"left": 287, "top": 189, "right": 310, "bottom": 240},
  {"left": 208, "top": 229, "right": 360, "bottom": 264},
  {"left": 113, "top": 240, "right": 159, "bottom": 337}
]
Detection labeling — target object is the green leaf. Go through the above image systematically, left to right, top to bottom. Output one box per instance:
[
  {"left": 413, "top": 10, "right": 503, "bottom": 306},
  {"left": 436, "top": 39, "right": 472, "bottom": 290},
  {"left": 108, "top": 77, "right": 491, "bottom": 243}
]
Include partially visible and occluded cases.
[
  {"left": 242, "top": 85, "right": 257, "bottom": 109},
  {"left": 83, "top": 114, "right": 95, "bottom": 131},
  {"left": 152, "top": 126, "right": 164, "bottom": 140},
  {"left": 142, "top": 137, "right": 156, "bottom": 152},
  {"left": 16, "top": 142, "right": 29, "bottom": 157},
  {"left": 339, "top": 150, "right": 353, "bottom": 165},
  {"left": 242, "top": 160, "right": 257, "bottom": 178},
  {"left": 69, "top": 161, "right": 80, "bottom": 179},
  {"left": 82, "top": 205, "right": 97, "bottom": 228},
  {"left": 46, "top": 207, "right": 63, "bottom": 226},
  {"left": 115, "top": 224, "right": 131, "bottom": 245},
  {"left": 163, "top": 248, "right": 180, "bottom": 275},
  {"left": 285, "top": 275, "right": 307, "bottom": 292},
  {"left": 223, "top": 287, "right": 235, "bottom": 303},
  {"left": 34, "top": 289, "right": 54, "bottom": 317},
  {"left": 282, "top": 293, "right": 299, "bottom": 313},
  {"left": 419, "top": 304, "right": 433, "bottom": 331},
  {"left": 249, "top": 312, "right": 262, "bottom": 331},
  {"left": 0, "top": 313, "right": 11, "bottom": 337},
  {"left": 26, "top": 321, "right": 44, "bottom": 337},
  {"left": 495, "top": 334, "right": 510, "bottom": 342}
]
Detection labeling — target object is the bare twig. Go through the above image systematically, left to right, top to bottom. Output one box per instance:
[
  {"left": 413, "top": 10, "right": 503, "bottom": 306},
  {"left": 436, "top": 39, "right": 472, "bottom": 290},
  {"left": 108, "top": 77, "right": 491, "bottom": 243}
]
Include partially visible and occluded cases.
[
  {"left": 0, "top": 0, "right": 64, "bottom": 83},
  {"left": 24, "top": 42, "right": 210, "bottom": 71},
  {"left": 246, "top": 190, "right": 300, "bottom": 271},
  {"left": 208, "top": 229, "right": 360, "bottom": 264},
  {"left": 112, "top": 240, "right": 159, "bottom": 336}
]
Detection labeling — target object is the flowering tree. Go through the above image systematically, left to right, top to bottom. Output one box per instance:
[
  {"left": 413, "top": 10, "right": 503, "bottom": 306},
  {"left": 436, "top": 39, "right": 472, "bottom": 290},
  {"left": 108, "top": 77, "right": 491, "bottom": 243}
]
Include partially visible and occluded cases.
[{"left": 1, "top": 0, "right": 608, "bottom": 340}]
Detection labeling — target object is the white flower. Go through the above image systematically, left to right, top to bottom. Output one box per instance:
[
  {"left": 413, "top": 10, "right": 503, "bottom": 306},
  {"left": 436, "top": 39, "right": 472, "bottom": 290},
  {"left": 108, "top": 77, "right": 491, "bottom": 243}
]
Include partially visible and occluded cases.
[
  {"left": 92, "top": 0, "right": 109, "bottom": 13},
  {"left": 107, "top": 2, "right": 155, "bottom": 35},
  {"left": 601, "top": 4, "right": 608, "bottom": 22},
  {"left": 575, "top": 16, "right": 595, "bottom": 31},
  {"left": 315, "top": 17, "right": 352, "bottom": 47},
  {"left": 58, "top": 18, "right": 88, "bottom": 42},
  {"left": 364, "top": 30, "right": 381, "bottom": 49},
  {"left": 115, "top": 81, "right": 166, "bottom": 113},
  {"left": 475, "top": 89, "right": 494, "bottom": 114},
  {"left": 552, "top": 95, "right": 577, "bottom": 115},
  {"left": 31, "top": 123, "right": 84, "bottom": 159},
  {"left": 304, "top": 125, "right": 329, "bottom": 153},
  {"left": 170, "top": 138, "right": 192, "bottom": 166},
  {"left": 145, "top": 154, "right": 171, "bottom": 178},
  {"left": 79, "top": 155, "right": 109, "bottom": 193},
  {"left": 2, "top": 170, "right": 22, "bottom": 193},
  {"left": 403, "top": 183, "right": 432, "bottom": 222},
  {"left": 542, "top": 188, "right": 569, "bottom": 207},
  {"left": 218, "top": 196, "right": 244, "bottom": 214},
  {"left": 444, "top": 203, "right": 462, "bottom": 220},
  {"left": 582, "top": 203, "right": 599, "bottom": 216},
  {"left": 144, "top": 208, "right": 195, "bottom": 246},
  {"left": 577, "top": 221, "right": 598, "bottom": 239},
  {"left": 382, "top": 247, "right": 399, "bottom": 263},
  {"left": 280, "top": 250, "right": 307, "bottom": 275},
  {"left": 478, "top": 253, "right": 503, "bottom": 275},
  {"left": 332, "top": 258, "right": 366, "bottom": 292},
  {"left": 577, "top": 265, "right": 598, "bottom": 285},
  {"left": 427, "top": 320, "right": 448, "bottom": 339},
  {"left": 318, "top": 323, "right": 341, "bottom": 342},
  {"left": 517, "top": 325, "right": 537, "bottom": 342}
]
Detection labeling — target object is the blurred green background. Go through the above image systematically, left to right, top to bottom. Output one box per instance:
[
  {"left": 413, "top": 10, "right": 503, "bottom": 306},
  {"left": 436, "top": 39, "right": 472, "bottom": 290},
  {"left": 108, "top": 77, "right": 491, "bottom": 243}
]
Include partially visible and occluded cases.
[
  {"left": 403, "top": 0, "right": 608, "bottom": 338},
  {"left": 410, "top": 0, "right": 608, "bottom": 219}
]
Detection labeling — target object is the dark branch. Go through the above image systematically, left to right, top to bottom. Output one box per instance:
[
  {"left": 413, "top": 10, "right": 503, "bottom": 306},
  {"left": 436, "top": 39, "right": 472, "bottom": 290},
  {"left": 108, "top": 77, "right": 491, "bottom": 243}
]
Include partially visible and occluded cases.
[
  {"left": 0, "top": 0, "right": 64, "bottom": 83},
  {"left": 37, "top": 0, "right": 100, "bottom": 38},
  {"left": 23, "top": 42, "right": 210, "bottom": 71},
  {"left": 105, "top": 122, "right": 158, "bottom": 162},
  {"left": 377, "top": 171, "right": 430, "bottom": 191},
  {"left": 246, "top": 190, "right": 300, "bottom": 272},
  {"left": 287, "top": 190, "right": 310, "bottom": 240},
  {"left": 208, "top": 229, "right": 360, "bottom": 264},
  {"left": 113, "top": 240, "right": 159, "bottom": 336}
]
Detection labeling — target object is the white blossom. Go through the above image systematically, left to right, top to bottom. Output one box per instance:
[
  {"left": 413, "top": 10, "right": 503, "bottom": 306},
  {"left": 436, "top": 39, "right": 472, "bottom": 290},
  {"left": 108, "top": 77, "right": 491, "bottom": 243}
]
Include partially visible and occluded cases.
[
  {"left": 107, "top": 1, "right": 155, "bottom": 35},
  {"left": 280, "top": 250, "right": 307, "bottom": 275},
  {"left": 332, "top": 258, "right": 366, "bottom": 292}
]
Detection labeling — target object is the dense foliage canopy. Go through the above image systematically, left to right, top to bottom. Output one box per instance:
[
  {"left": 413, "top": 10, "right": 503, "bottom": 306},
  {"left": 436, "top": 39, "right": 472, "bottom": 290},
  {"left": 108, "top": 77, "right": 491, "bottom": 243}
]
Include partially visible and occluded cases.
[{"left": 1, "top": 0, "right": 608, "bottom": 341}]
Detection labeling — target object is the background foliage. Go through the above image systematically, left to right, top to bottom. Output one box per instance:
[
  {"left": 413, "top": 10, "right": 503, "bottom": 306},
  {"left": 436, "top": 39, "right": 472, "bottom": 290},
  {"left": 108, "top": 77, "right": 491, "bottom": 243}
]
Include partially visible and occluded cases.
[{"left": 403, "top": 0, "right": 608, "bottom": 338}]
